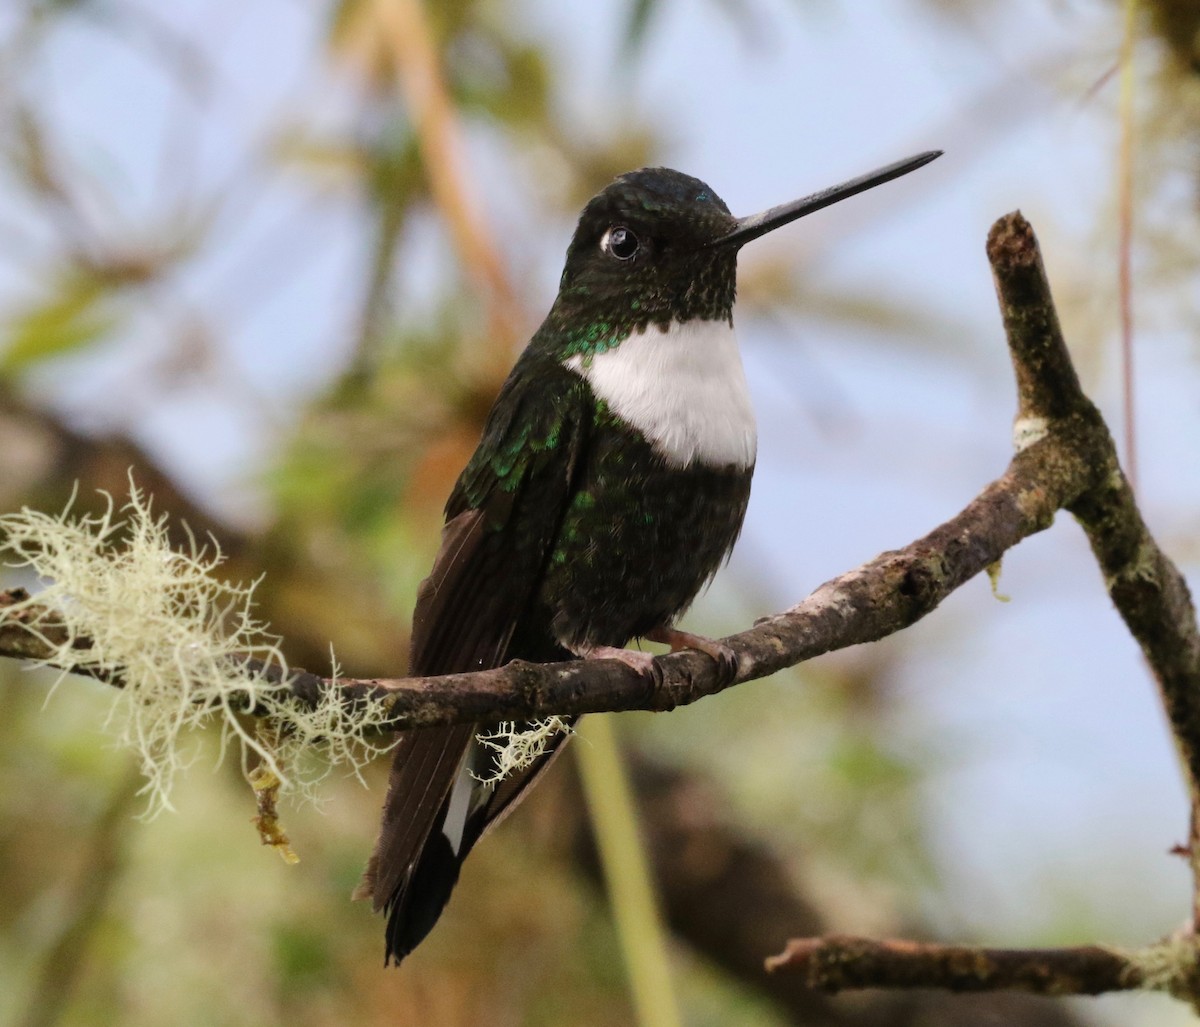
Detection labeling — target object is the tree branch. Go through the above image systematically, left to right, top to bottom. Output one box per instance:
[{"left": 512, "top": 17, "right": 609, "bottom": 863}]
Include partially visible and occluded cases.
[
  {"left": 989, "top": 212, "right": 1200, "bottom": 916},
  {"left": 0, "top": 433, "right": 1086, "bottom": 728},
  {"left": 764, "top": 936, "right": 1151, "bottom": 997}
]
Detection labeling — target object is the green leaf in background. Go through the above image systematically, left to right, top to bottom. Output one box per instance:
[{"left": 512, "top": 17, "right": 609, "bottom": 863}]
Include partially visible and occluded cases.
[{"left": 1, "top": 266, "right": 119, "bottom": 373}]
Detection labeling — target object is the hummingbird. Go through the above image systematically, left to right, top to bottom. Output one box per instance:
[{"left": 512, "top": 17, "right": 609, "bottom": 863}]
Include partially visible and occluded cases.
[{"left": 357, "top": 149, "right": 941, "bottom": 964}]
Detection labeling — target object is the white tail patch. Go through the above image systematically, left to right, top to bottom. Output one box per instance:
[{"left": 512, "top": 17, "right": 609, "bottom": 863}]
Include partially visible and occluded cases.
[
  {"left": 565, "top": 319, "right": 757, "bottom": 469},
  {"left": 442, "top": 761, "right": 476, "bottom": 856}
]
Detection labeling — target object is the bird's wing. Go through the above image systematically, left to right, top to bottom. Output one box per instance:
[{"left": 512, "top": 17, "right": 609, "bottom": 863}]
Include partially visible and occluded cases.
[{"left": 362, "top": 358, "right": 592, "bottom": 927}]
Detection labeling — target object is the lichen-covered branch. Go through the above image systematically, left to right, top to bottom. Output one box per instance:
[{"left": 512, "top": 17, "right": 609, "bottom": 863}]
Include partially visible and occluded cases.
[
  {"left": 0, "top": 437, "right": 1089, "bottom": 730},
  {"left": 0, "top": 451, "right": 1094, "bottom": 730}
]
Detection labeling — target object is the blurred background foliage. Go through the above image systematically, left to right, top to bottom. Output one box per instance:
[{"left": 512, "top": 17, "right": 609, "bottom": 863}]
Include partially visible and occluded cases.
[{"left": 0, "top": 0, "right": 1198, "bottom": 1024}]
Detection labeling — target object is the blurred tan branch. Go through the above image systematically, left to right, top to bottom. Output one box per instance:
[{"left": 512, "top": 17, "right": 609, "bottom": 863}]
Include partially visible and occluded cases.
[{"left": 370, "top": 0, "right": 522, "bottom": 369}]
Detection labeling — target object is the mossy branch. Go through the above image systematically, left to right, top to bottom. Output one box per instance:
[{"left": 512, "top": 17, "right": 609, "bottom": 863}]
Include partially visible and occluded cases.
[{"left": 0, "top": 489, "right": 397, "bottom": 815}]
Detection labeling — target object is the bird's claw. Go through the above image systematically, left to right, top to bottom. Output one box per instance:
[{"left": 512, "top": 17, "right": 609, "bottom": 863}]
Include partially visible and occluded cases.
[
  {"left": 646, "top": 627, "right": 739, "bottom": 685},
  {"left": 707, "top": 642, "right": 739, "bottom": 685},
  {"left": 579, "top": 644, "right": 663, "bottom": 686}
]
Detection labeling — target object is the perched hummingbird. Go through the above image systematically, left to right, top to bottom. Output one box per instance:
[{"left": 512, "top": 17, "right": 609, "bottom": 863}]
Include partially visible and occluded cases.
[{"left": 357, "top": 150, "right": 941, "bottom": 964}]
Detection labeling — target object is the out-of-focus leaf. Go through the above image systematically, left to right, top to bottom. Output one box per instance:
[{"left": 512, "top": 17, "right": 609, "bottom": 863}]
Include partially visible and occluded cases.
[
  {"left": 31, "top": 0, "right": 98, "bottom": 15},
  {"left": 326, "top": 0, "right": 393, "bottom": 87},
  {"left": 621, "top": 0, "right": 658, "bottom": 57},
  {"left": 622, "top": 0, "right": 769, "bottom": 57},
  {"left": 1142, "top": 0, "right": 1200, "bottom": 72},
  {"left": 454, "top": 39, "right": 550, "bottom": 127},
  {"left": 10, "top": 105, "right": 71, "bottom": 208},
  {"left": 555, "top": 127, "right": 662, "bottom": 207},
  {"left": 272, "top": 132, "right": 376, "bottom": 182},
  {"left": 364, "top": 133, "right": 424, "bottom": 206},
  {"left": 1, "top": 267, "right": 120, "bottom": 372}
]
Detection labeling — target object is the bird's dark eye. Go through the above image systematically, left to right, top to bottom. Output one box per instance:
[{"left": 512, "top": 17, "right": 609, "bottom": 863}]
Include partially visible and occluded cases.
[{"left": 601, "top": 225, "right": 639, "bottom": 261}]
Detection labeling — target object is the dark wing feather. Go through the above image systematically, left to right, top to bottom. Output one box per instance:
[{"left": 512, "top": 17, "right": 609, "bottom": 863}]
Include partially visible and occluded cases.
[{"left": 361, "top": 358, "right": 592, "bottom": 955}]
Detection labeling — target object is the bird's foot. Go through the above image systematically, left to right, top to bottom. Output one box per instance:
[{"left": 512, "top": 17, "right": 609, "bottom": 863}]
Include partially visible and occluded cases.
[
  {"left": 645, "top": 626, "right": 739, "bottom": 684},
  {"left": 575, "top": 644, "right": 662, "bottom": 684}
]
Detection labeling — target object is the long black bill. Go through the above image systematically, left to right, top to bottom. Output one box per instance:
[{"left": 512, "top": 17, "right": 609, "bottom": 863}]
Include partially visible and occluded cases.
[{"left": 714, "top": 149, "right": 942, "bottom": 249}]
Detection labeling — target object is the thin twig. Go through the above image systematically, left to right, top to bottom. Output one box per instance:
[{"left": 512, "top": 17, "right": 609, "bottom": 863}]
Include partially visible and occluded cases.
[
  {"left": 374, "top": 0, "right": 521, "bottom": 378},
  {"left": 1117, "top": 0, "right": 1138, "bottom": 490}
]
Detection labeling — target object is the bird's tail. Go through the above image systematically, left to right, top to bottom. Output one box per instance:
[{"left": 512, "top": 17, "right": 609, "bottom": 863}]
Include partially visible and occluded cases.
[
  {"left": 359, "top": 716, "right": 577, "bottom": 965},
  {"left": 355, "top": 724, "right": 476, "bottom": 965},
  {"left": 380, "top": 811, "right": 466, "bottom": 964}
]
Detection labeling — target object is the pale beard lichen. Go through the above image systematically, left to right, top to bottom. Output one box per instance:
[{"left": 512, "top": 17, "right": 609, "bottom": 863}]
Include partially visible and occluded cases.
[
  {"left": 0, "top": 483, "right": 395, "bottom": 818},
  {"left": 471, "top": 717, "right": 574, "bottom": 785}
]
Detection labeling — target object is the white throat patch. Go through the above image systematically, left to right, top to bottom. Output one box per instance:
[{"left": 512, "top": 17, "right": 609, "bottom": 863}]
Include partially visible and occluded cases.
[{"left": 564, "top": 319, "right": 757, "bottom": 469}]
